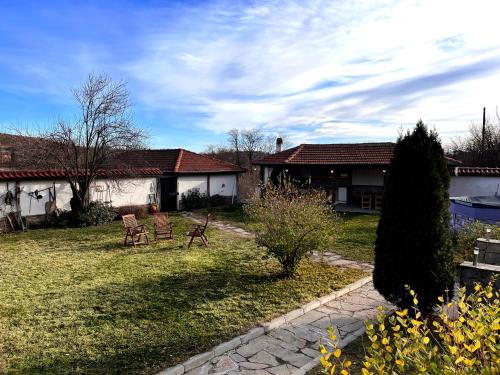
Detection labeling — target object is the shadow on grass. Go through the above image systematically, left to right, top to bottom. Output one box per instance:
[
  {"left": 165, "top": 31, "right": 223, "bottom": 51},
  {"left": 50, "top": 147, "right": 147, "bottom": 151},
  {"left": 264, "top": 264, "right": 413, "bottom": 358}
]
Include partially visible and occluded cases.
[{"left": 14, "top": 264, "right": 284, "bottom": 375}]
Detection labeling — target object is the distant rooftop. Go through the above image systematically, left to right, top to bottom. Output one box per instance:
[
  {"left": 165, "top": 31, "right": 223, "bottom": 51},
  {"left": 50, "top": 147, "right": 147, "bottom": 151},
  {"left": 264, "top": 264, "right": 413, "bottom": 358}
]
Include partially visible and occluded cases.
[
  {"left": 253, "top": 142, "right": 462, "bottom": 166},
  {"left": 253, "top": 142, "right": 396, "bottom": 166}
]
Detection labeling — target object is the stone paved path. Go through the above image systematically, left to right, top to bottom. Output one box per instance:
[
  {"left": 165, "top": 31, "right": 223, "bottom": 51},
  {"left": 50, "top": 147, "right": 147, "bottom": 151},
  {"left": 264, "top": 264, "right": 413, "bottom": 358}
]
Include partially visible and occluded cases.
[
  {"left": 181, "top": 211, "right": 254, "bottom": 239},
  {"left": 181, "top": 212, "right": 373, "bottom": 272},
  {"left": 310, "top": 252, "right": 374, "bottom": 272},
  {"left": 163, "top": 281, "right": 393, "bottom": 375}
]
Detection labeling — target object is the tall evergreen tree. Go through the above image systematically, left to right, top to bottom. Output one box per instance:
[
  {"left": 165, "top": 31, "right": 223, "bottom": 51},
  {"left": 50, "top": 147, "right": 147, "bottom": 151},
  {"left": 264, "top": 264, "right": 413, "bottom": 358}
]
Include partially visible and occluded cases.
[{"left": 373, "top": 121, "right": 454, "bottom": 313}]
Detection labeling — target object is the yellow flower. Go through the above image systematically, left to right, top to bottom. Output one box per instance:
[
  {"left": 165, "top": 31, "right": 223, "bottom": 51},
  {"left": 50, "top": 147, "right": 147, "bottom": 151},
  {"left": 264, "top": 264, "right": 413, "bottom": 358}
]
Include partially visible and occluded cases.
[
  {"left": 396, "top": 309, "right": 408, "bottom": 317},
  {"left": 382, "top": 337, "right": 389, "bottom": 345},
  {"left": 422, "top": 337, "right": 430, "bottom": 344},
  {"left": 333, "top": 349, "right": 341, "bottom": 358},
  {"left": 455, "top": 356, "right": 465, "bottom": 365},
  {"left": 464, "top": 358, "right": 476, "bottom": 366},
  {"left": 396, "top": 359, "right": 404, "bottom": 367},
  {"left": 340, "top": 370, "right": 348, "bottom": 375}
]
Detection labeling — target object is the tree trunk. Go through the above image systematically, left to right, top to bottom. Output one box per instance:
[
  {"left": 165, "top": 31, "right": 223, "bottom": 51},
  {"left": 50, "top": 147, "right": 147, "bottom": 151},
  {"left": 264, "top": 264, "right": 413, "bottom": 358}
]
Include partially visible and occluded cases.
[
  {"left": 69, "top": 181, "right": 90, "bottom": 215},
  {"left": 69, "top": 184, "right": 83, "bottom": 214}
]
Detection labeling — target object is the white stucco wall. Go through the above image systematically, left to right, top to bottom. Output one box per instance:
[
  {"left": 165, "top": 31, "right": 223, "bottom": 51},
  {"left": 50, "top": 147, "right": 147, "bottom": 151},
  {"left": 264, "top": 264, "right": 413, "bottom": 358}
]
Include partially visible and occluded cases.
[
  {"left": 352, "top": 168, "right": 384, "bottom": 186},
  {"left": 209, "top": 174, "right": 237, "bottom": 197},
  {"left": 177, "top": 175, "right": 208, "bottom": 209},
  {"left": 450, "top": 176, "right": 500, "bottom": 197},
  {"left": 0, "top": 177, "right": 157, "bottom": 218},
  {"left": 90, "top": 178, "right": 157, "bottom": 207},
  {"left": 0, "top": 180, "right": 73, "bottom": 217}
]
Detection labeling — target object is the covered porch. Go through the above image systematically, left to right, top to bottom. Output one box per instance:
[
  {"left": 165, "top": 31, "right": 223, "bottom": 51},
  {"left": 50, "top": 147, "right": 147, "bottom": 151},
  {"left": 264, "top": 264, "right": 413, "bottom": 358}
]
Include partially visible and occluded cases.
[{"left": 262, "top": 164, "right": 386, "bottom": 211}]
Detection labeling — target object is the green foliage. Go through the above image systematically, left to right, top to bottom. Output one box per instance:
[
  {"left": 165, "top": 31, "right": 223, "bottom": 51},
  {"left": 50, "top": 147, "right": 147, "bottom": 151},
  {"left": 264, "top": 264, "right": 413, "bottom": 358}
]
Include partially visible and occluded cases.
[
  {"left": 374, "top": 121, "right": 455, "bottom": 313},
  {"left": 245, "top": 180, "right": 340, "bottom": 277},
  {"left": 181, "top": 188, "right": 208, "bottom": 209},
  {"left": 181, "top": 189, "right": 231, "bottom": 210},
  {"left": 58, "top": 201, "right": 117, "bottom": 227},
  {"left": 77, "top": 201, "right": 117, "bottom": 226},
  {"left": 195, "top": 208, "right": 380, "bottom": 263},
  {"left": 0, "top": 214, "right": 365, "bottom": 374},
  {"left": 454, "top": 222, "right": 500, "bottom": 263},
  {"left": 320, "top": 282, "right": 500, "bottom": 374}
]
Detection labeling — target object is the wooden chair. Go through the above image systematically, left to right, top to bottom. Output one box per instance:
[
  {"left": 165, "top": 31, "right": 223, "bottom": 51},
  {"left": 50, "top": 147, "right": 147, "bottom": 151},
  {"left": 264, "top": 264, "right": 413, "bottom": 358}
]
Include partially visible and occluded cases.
[
  {"left": 361, "top": 194, "right": 372, "bottom": 210},
  {"left": 153, "top": 213, "right": 173, "bottom": 240},
  {"left": 122, "top": 214, "right": 149, "bottom": 247},
  {"left": 187, "top": 214, "right": 210, "bottom": 248}
]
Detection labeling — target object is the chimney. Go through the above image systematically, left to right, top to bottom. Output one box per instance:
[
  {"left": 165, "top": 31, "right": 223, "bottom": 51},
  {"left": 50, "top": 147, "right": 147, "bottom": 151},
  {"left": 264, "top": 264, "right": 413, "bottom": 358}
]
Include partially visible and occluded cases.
[{"left": 276, "top": 137, "right": 283, "bottom": 153}]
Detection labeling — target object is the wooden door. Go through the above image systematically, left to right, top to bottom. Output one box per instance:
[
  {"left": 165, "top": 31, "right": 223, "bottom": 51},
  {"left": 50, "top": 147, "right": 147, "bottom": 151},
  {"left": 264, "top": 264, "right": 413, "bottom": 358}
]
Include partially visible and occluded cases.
[{"left": 160, "top": 177, "right": 178, "bottom": 211}]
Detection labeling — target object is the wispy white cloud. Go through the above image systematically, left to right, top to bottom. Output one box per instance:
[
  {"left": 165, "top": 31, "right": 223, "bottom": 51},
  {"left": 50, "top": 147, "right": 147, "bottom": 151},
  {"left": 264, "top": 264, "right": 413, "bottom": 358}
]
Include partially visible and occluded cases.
[
  {"left": 1, "top": 0, "right": 499, "bottom": 149},
  {"left": 126, "top": 0, "right": 500, "bottom": 144}
]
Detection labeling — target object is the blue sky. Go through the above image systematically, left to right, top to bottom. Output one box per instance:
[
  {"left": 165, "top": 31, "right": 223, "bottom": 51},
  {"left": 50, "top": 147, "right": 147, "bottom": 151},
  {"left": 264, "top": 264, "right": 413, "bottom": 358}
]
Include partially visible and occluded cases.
[{"left": 1, "top": 0, "right": 500, "bottom": 151}]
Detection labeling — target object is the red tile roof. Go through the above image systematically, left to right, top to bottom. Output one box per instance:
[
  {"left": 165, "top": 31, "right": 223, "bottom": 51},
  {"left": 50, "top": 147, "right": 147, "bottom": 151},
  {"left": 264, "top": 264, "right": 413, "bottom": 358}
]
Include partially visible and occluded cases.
[
  {"left": 254, "top": 142, "right": 462, "bottom": 167},
  {"left": 253, "top": 143, "right": 396, "bottom": 165},
  {"left": 128, "top": 149, "right": 245, "bottom": 174},
  {"left": 175, "top": 149, "right": 245, "bottom": 173},
  {"left": 455, "top": 167, "right": 500, "bottom": 176},
  {"left": 0, "top": 168, "right": 162, "bottom": 182}
]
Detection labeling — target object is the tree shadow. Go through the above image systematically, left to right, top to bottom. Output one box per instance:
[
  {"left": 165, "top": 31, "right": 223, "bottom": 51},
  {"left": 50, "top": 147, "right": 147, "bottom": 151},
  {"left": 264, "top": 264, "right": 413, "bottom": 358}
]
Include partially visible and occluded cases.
[{"left": 13, "top": 264, "right": 284, "bottom": 374}]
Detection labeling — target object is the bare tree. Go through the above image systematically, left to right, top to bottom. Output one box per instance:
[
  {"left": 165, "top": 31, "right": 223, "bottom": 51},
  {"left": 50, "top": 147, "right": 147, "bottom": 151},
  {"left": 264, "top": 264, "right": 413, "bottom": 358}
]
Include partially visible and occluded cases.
[
  {"left": 21, "top": 73, "right": 147, "bottom": 214},
  {"left": 450, "top": 113, "right": 500, "bottom": 166},
  {"left": 227, "top": 128, "right": 242, "bottom": 166},
  {"left": 241, "top": 128, "right": 265, "bottom": 168},
  {"left": 261, "top": 133, "right": 292, "bottom": 154}
]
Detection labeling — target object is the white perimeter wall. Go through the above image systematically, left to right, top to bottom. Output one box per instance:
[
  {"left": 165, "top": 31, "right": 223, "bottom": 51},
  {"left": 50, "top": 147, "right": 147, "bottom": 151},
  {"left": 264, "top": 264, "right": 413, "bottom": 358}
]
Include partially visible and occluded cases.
[
  {"left": 352, "top": 168, "right": 384, "bottom": 186},
  {"left": 177, "top": 174, "right": 239, "bottom": 209},
  {"left": 209, "top": 174, "right": 237, "bottom": 197},
  {"left": 177, "top": 175, "right": 208, "bottom": 210},
  {"left": 450, "top": 176, "right": 500, "bottom": 197},
  {"left": 0, "top": 177, "right": 157, "bottom": 218},
  {"left": 90, "top": 178, "right": 157, "bottom": 207}
]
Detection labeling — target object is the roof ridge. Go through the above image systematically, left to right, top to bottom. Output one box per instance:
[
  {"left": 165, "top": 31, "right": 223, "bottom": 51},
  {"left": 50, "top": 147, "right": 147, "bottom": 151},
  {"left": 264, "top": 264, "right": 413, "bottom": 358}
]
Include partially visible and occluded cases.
[
  {"left": 302, "top": 142, "right": 395, "bottom": 146},
  {"left": 286, "top": 144, "right": 305, "bottom": 163},
  {"left": 182, "top": 148, "right": 245, "bottom": 170},
  {"left": 174, "top": 149, "right": 184, "bottom": 172}
]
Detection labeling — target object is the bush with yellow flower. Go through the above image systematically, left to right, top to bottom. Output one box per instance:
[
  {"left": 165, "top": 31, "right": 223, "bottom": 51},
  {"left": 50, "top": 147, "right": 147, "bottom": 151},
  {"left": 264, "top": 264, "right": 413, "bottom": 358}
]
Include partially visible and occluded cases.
[{"left": 320, "top": 282, "right": 499, "bottom": 374}]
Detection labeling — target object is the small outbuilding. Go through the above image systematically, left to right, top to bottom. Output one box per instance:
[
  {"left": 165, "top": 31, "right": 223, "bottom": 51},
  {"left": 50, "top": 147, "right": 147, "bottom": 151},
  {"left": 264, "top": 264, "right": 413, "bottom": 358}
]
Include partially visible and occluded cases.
[{"left": 129, "top": 149, "right": 246, "bottom": 210}]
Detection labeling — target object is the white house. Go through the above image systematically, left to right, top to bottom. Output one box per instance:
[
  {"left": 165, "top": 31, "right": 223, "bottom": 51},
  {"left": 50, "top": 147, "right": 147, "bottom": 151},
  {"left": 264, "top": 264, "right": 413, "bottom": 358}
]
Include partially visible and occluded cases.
[{"left": 0, "top": 148, "right": 245, "bottom": 230}]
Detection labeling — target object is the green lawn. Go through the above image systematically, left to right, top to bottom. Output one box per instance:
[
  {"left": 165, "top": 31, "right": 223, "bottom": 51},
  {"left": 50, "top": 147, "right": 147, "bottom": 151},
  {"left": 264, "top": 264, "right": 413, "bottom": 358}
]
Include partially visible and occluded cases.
[
  {"left": 196, "top": 207, "right": 380, "bottom": 263},
  {"left": 333, "top": 213, "right": 379, "bottom": 263},
  {"left": 0, "top": 214, "right": 366, "bottom": 374}
]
